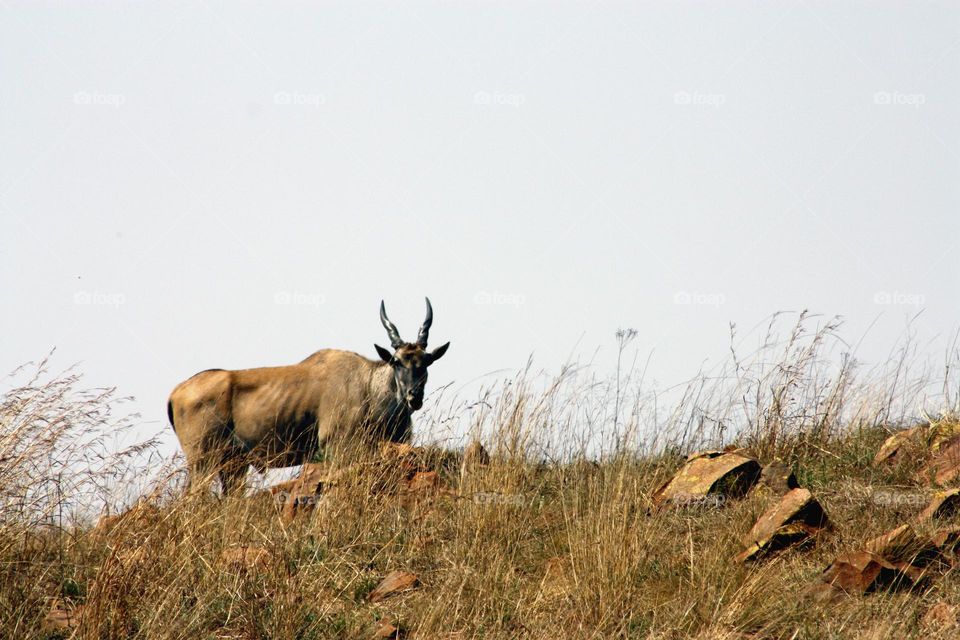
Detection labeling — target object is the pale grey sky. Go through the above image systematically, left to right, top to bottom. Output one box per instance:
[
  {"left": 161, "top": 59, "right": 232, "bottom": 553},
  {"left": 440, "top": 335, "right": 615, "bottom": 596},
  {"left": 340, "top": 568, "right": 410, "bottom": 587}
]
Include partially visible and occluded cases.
[{"left": 2, "top": 2, "right": 958, "bottom": 456}]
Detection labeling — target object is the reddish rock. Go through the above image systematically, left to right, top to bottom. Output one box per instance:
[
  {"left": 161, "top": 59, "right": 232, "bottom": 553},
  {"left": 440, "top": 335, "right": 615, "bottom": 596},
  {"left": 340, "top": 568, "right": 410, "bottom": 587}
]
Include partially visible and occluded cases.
[
  {"left": 931, "top": 421, "right": 960, "bottom": 451},
  {"left": 874, "top": 426, "right": 924, "bottom": 465},
  {"left": 917, "top": 435, "right": 960, "bottom": 486},
  {"left": 462, "top": 440, "right": 490, "bottom": 471},
  {"left": 379, "top": 442, "right": 426, "bottom": 477},
  {"left": 686, "top": 450, "right": 726, "bottom": 462},
  {"left": 652, "top": 452, "right": 761, "bottom": 510},
  {"left": 757, "top": 461, "right": 799, "bottom": 495},
  {"left": 270, "top": 462, "right": 328, "bottom": 497},
  {"left": 271, "top": 462, "right": 362, "bottom": 521},
  {"left": 400, "top": 470, "right": 454, "bottom": 510},
  {"left": 407, "top": 471, "right": 442, "bottom": 492},
  {"left": 268, "top": 478, "right": 299, "bottom": 496},
  {"left": 736, "top": 488, "right": 828, "bottom": 562},
  {"left": 917, "top": 489, "right": 960, "bottom": 521},
  {"left": 93, "top": 502, "right": 161, "bottom": 536},
  {"left": 864, "top": 524, "right": 939, "bottom": 566},
  {"left": 929, "top": 526, "right": 960, "bottom": 563},
  {"left": 819, "top": 550, "right": 921, "bottom": 594},
  {"left": 368, "top": 570, "right": 419, "bottom": 603},
  {"left": 373, "top": 619, "right": 406, "bottom": 638}
]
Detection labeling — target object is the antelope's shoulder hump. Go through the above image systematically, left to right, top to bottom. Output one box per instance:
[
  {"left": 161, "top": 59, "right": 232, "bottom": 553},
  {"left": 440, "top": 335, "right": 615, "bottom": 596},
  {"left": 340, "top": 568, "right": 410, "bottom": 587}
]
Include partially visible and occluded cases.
[{"left": 300, "top": 348, "right": 380, "bottom": 368}]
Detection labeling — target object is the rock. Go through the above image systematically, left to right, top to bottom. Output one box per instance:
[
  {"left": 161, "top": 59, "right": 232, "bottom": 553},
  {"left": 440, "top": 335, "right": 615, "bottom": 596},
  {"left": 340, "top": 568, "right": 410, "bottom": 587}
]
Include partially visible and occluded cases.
[
  {"left": 931, "top": 420, "right": 960, "bottom": 451},
  {"left": 876, "top": 421, "right": 960, "bottom": 467},
  {"left": 874, "top": 426, "right": 925, "bottom": 465},
  {"left": 918, "top": 436, "right": 960, "bottom": 485},
  {"left": 462, "top": 440, "right": 490, "bottom": 471},
  {"left": 374, "top": 442, "right": 434, "bottom": 492},
  {"left": 379, "top": 442, "right": 426, "bottom": 477},
  {"left": 686, "top": 450, "right": 726, "bottom": 462},
  {"left": 652, "top": 452, "right": 761, "bottom": 510},
  {"left": 757, "top": 461, "right": 799, "bottom": 495},
  {"left": 270, "top": 462, "right": 328, "bottom": 496},
  {"left": 271, "top": 462, "right": 363, "bottom": 521},
  {"left": 400, "top": 471, "right": 454, "bottom": 509},
  {"left": 407, "top": 471, "right": 442, "bottom": 492},
  {"left": 280, "top": 488, "right": 323, "bottom": 522},
  {"left": 735, "top": 488, "right": 828, "bottom": 562},
  {"left": 917, "top": 489, "right": 960, "bottom": 521},
  {"left": 93, "top": 502, "right": 161, "bottom": 536},
  {"left": 865, "top": 524, "right": 939, "bottom": 566},
  {"left": 929, "top": 526, "right": 960, "bottom": 558},
  {"left": 220, "top": 546, "right": 273, "bottom": 571},
  {"left": 819, "top": 550, "right": 921, "bottom": 594},
  {"left": 368, "top": 570, "right": 419, "bottom": 603},
  {"left": 43, "top": 599, "right": 83, "bottom": 632},
  {"left": 923, "top": 602, "right": 959, "bottom": 631},
  {"left": 373, "top": 619, "right": 406, "bottom": 638}
]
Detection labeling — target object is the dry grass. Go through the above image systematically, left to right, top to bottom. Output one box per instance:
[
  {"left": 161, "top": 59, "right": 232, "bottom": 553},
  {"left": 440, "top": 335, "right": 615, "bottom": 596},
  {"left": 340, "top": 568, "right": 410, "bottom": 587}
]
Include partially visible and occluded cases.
[{"left": 3, "top": 314, "right": 960, "bottom": 639}]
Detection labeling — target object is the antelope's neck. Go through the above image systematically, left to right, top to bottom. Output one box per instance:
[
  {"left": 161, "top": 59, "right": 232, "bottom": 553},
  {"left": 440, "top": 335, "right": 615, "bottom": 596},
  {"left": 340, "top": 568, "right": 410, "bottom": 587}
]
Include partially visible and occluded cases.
[{"left": 370, "top": 364, "right": 409, "bottom": 424}]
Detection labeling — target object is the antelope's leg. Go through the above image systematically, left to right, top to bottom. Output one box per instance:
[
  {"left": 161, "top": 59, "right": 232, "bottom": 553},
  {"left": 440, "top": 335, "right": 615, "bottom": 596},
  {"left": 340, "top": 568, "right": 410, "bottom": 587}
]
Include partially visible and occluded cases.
[{"left": 218, "top": 456, "right": 249, "bottom": 497}]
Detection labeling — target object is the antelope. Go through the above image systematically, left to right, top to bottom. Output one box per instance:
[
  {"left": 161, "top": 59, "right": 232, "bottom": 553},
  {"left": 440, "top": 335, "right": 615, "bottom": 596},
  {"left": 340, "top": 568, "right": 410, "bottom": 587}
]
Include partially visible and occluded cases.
[{"left": 167, "top": 298, "right": 450, "bottom": 495}]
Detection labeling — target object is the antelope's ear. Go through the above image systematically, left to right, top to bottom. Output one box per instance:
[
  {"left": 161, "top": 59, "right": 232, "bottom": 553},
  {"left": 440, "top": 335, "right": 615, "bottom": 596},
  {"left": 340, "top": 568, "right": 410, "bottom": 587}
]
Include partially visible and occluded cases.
[
  {"left": 428, "top": 342, "right": 450, "bottom": 364},
  {"left": 375, "top": 344, "right": 394, "bottom": 364}
]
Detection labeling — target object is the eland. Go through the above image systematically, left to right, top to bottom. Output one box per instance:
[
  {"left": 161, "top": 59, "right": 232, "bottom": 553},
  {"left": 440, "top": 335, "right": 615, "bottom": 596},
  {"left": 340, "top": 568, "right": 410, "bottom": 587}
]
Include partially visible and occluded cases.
[{"left": 167, "top": 298, "right": 449, "bottom": 495}]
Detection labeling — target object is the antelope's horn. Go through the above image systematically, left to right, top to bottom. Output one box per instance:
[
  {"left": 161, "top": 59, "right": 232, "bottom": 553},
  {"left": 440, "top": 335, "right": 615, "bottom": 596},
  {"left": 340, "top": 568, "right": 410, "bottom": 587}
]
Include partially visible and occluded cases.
[
  {"left": 416, "top": 297, "right": 433, "bottom": 347},
  {"left": 380, "top": 301, "right": 403, "bottom": 348}
]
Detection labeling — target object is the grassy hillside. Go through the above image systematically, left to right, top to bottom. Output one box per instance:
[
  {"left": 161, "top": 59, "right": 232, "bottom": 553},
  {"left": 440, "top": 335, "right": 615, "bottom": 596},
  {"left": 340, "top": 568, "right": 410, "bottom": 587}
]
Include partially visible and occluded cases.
[{"left": 4, "top": 316, "right": 960, "bottom": 639}]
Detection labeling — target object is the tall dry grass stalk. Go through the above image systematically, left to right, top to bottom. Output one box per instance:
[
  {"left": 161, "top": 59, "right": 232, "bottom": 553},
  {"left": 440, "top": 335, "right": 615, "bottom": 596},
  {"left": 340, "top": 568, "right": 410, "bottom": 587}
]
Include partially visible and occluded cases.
[{"left": 0, "top": 353, "right": 157, "bottom": 535}]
